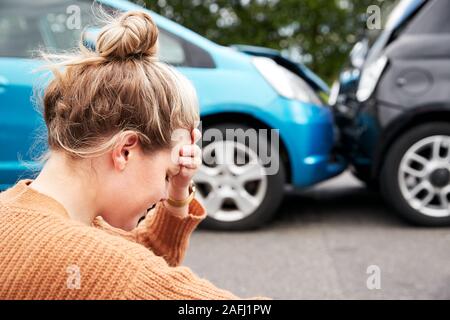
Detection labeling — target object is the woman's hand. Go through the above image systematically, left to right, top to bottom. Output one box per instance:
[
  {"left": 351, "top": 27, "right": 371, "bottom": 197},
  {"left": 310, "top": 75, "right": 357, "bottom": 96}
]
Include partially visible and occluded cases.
[{"left": 164, "top": 128, "right": 202, "bottom": 217}]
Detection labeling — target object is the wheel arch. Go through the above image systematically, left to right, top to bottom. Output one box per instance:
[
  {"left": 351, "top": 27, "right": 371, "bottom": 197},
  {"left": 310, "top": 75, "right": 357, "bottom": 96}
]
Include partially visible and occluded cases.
[
  {"left": 373, "top": 104, "right": 450, "bottom": 178},
  {"left": 200, "top": 111, "right": 292, "bottom": 184}
]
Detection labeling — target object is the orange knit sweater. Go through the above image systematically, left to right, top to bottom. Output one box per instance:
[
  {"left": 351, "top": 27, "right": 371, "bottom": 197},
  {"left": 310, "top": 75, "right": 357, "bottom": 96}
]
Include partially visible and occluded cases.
[{"left": 0, "top": 179, "right": 264, "bottom": 299}]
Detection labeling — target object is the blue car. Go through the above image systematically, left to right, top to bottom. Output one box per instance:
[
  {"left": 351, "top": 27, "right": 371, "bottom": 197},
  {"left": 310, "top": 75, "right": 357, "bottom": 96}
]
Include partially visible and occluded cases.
[{"left": 0, "top": 0, "right": 346, "bottom": 230}]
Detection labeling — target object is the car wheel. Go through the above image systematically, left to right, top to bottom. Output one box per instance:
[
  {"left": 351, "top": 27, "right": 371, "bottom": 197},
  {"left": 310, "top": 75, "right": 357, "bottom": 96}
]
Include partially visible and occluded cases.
[
  {"left": 380, "top": 122, "right": 450, "bottom": 226},
  {"left": 194, "top": 123, "right": 286, "bottom": 230}
]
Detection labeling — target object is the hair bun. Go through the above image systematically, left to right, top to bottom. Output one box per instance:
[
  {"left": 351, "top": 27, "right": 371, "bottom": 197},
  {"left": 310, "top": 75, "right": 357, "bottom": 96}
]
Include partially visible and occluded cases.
[{"left": 96, "top": 11, "right": 159, "bottom": 60}]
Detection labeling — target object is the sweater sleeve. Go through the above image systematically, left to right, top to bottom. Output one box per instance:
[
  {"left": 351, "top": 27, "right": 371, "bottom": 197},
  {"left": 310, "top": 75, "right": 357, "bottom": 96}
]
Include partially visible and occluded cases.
[
  {"left": 93, "top": 198, "right": 206, "bottom": 267},
  {"left": 123, "top": 253, "right": 270, "bottom": 300}
]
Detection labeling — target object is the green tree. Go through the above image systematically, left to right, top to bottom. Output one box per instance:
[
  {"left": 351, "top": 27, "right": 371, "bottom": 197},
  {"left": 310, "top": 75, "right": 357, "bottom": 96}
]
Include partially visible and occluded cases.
[{"left": 137, "top": 0, "right": 386, "bottom": 83}]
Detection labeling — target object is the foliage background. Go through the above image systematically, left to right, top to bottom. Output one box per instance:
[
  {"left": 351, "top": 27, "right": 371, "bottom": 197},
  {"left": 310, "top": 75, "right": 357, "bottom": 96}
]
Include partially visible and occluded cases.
[{"left": 134, "top": 0, "right": 392, "bottom": 83}]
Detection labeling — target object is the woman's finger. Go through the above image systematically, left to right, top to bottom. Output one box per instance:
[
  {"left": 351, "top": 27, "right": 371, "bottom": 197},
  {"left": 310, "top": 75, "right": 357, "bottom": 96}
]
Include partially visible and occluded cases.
[
  {"left": 192, "top": 128, "right": 202, "bottom": 144},
  {"left": 180, "top": 144, "right": 201, "bottom": 157},
  {"left": 178, "top": 156, "right": 202, "bottom": 168}
]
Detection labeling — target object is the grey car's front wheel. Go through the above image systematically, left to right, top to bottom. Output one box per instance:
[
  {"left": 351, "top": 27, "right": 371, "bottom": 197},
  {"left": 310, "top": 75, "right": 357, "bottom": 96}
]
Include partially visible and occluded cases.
[
  {"left": 381, "top": 122, "right": 450, "bottom": 226},
  {"left": 194, "top": 123, "right": 286, "bottom": 230}
]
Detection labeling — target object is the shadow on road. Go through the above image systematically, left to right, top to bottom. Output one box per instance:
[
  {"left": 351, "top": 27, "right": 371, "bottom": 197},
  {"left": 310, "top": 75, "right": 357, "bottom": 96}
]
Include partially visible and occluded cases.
[{"left": 272, "top": 174, "right": 406, "bottom": 229}]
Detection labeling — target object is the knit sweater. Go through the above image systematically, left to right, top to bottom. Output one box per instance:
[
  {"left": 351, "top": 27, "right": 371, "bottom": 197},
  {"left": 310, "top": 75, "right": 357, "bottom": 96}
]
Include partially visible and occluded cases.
[{"left": 0, "top": 179, "right": 264, "bottom": 300}]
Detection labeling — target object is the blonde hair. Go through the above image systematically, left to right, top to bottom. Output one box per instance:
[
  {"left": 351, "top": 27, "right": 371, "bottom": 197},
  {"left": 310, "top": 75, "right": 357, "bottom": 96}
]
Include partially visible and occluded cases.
[{"left": 38, "top": 10, "right": 199, "bottom": 160}]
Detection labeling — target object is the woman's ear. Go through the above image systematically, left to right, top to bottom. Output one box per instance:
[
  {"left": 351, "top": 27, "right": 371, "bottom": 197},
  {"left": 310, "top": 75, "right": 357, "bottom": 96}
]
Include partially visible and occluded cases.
[{"left": 111, "top": 132, "right": 140, "bottom": 171}]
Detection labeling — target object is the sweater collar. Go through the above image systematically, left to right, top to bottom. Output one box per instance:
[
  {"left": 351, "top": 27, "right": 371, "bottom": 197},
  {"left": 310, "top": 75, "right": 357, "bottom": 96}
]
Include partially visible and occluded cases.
[{"left": 0, "top": 179, "right": 70, "bottom": 219}]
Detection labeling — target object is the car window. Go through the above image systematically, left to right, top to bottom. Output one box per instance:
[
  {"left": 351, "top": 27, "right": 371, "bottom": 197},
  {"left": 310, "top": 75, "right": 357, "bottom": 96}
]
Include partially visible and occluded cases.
[
  {"left": 0, "top": 0, "right": 100, "bottom": 58},
  {"left": 0, "top": 0, "right": 214, "bottom": 68},
  {"left": 0, "top": 14, "right": 41, "bottom": 58},
  {"left": 158, "top": 31, "right": 186, "bottom": 66}
]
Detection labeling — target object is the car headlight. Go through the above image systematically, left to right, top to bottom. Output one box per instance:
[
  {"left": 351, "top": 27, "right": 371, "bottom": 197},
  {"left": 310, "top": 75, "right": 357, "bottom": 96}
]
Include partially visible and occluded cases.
[
  {"left": 356, "top": 55, "right": 388, "bottom": 102},
  {"left": 252, "top": 57, "right": 322, "bottom": 105},
  {"left": 328, "top": 80, "right": 340, "bottom": 106}
]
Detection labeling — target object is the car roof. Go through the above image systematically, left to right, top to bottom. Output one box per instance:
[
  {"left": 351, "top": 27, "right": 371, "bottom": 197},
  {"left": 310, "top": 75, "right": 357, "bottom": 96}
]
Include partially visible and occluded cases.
[{"left": 97, "top": 0, "right": 218, "bottom": 52}]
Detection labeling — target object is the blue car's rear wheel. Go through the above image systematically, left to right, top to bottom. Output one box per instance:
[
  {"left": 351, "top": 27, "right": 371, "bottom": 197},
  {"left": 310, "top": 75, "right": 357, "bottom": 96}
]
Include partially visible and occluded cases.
[{"left": 194, "top": 123, "right": 285, "bottom": 230}]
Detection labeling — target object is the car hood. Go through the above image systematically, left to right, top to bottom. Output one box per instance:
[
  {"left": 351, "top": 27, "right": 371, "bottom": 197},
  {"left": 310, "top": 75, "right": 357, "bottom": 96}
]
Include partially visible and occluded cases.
[{"left": 232, "top": 44, "right": 330, "bottom": 94}]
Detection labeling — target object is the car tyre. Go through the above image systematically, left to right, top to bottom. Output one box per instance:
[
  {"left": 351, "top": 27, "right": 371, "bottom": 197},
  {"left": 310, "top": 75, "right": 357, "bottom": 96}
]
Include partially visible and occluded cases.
[
  {"left": 380, "top": 122, "right": 450, "bottom": 226},
  {"left": 195, "top": 123, "right": 286, "bottom": 230}
]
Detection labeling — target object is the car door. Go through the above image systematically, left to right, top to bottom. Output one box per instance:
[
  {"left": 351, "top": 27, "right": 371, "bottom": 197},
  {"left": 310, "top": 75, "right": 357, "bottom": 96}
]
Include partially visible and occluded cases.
[
  {"left": 0, "top": 0, "right": 97, "bottom": 189},
  {"left": 0, "top": 2, "right": 47, "bottom": 188}
]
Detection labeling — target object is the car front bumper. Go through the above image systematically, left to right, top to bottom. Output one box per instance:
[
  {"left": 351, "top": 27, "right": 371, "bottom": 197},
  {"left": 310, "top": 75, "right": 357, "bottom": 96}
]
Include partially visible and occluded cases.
[{"left": 273, "top": 97, "right": 347, "bottom": 188}]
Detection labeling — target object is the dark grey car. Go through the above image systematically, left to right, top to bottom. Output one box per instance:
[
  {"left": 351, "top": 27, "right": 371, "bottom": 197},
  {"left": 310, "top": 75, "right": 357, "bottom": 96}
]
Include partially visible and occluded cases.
[{"left": 332, "top": 0, "right": 450, "bottom": 226}]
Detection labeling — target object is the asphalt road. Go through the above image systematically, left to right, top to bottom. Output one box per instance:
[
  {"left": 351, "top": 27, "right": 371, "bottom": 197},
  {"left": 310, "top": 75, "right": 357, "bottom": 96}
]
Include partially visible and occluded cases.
[{"left": 184, "top": 171, "right": 450, "bottom": 299}]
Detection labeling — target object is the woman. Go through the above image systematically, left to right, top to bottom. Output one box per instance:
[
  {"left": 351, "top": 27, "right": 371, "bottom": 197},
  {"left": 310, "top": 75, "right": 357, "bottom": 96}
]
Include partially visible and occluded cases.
[{"left": 0, "top": 10, "right": 266, "bottom": 300}]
